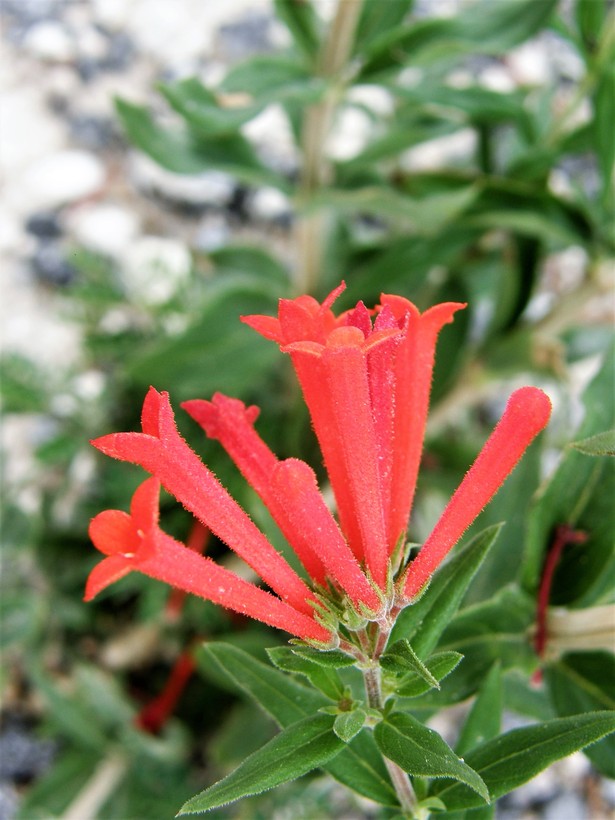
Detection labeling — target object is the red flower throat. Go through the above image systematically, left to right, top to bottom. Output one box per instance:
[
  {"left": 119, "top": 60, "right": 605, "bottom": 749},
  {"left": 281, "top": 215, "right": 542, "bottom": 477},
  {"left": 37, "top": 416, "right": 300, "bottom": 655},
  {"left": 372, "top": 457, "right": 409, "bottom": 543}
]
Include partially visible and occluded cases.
[{"left": 87, "top": 283, "right": 551, "bottom": 644}]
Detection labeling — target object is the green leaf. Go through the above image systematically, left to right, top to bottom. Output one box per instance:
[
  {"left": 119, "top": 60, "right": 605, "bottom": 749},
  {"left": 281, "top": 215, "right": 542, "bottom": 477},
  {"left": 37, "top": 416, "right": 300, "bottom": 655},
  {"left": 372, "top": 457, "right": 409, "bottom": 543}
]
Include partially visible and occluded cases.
[
  {"left": 273, "top": 0, "right": 320, "bottom": 60},
  {"left": 355, "top": 0, "right": 414, "bottom": 51},
  {"left": 360, "top": 0, "right": 557, "bottom": 77},
  {"left": 450, "top": 0, "right": 558, "bottom": 53},
  {"left": 221, "top": 54, "right": 322, "bottom": 104},
  {"left": 594, "top": 65, "right": 615, "bottom": 208},
  {"left": 159, "top": 77, "right": 263, "bottom": 136},
  {"left": 115, "top": 97, "right": 287, "bottom": 190},
  {"left": 311, "top": 184, "right": 477, "bottom": 236},
  {"left": 209, "top": 245, "right": 290, "bottom": 286},
  {"left": 127, "top": 277, "right": 280, "bottom": 401},
  {"left": 523, "top": 346, "right": 615, "bottom": 603},
  {"left": 570, "top": 429, "right": 615, "bottom": 457},
  {"left": 390, "top": 524, "right": 502, "bottom": 656},
  {"left": 419, "top": 587, "right": 535, "bottom": 707},
  {"left": 381, "top": 640, "right": 441, "bottom": 689},
  {"left": 197, "top": 643, "right": 326, "bottom": 726},
  {"left": 198, "top": 644, "right": 396, "bottom": 806},
  {"left": 266, "top": 646, "right": 345, "bottom": 700},
  {"left": 290, "top": 646, "right": 357, "bottom": 668},
  {"left": 391, "top": 651, "right": 463, "bottom": 698},
  {"left": 545, "top": 652, "right": 615, "bottom": 778},
  {"left": 456, "top": 664, "right": 502, "bottom": 756},
  {"left": 333, "top": 709, "right": 367, "bottom": 743},
  {"left": 431, "top": 712, "right": 615, "bottom": 810},
  {"left": 374, "top": 713, "right": 489, "bottom": 801},
  {"left": 178, "top": 714, "right": 344, "bottom": 814}
]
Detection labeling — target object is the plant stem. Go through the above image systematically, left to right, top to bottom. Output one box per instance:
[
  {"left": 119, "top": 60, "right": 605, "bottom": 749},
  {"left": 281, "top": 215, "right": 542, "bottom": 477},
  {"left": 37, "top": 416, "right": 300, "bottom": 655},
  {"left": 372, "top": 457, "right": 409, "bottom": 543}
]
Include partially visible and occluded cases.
[
  {"left": 295, "top": 0, "right": 363, "bottom": 294},
  {"left": 363, "top": 662, "right": 419, "bottom": 818}
]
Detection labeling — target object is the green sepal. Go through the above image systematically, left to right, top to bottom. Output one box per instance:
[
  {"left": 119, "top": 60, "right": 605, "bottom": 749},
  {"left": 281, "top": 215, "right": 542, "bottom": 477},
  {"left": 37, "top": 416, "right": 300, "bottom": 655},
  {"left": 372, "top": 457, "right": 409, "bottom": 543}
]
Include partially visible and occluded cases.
[{"left": 266, "top": 646, "right": 345, "bottom": 700}]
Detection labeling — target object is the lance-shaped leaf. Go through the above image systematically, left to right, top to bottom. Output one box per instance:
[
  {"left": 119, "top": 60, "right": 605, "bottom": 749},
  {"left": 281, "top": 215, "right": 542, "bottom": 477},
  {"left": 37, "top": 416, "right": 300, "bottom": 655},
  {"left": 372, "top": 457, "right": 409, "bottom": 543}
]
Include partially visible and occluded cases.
[
  {"left": 570, "top": 429, "right": 615, "bottom": 457},
  {"left": 390, "top": 524, "right": 502, "bottom": 656},
  {"left": 381, "top": 640, "right": 441, "bottom": 690},
  {"left": 198, "top": 644, "right": 396, "bottom": 806},
  {"left": 267, "top": 646, "right": 345, "bottom": 701},
  {"left": 389, "top": 651, "right": 463, "bottom": 698},
  {"left": 456, "top": 663, "right": 502, "bottom": 757},
  {"left": 334, "top": 709, "right": 367, "bottom": 743},
  {"left": 374, "top": 712, "right": 489, "bottom": 802},
  {"left": 431, "top": 712, "right": 615, "bottom": 811},
  {"left": 178, "top": 714, "right": 344, "bottom": 814}
]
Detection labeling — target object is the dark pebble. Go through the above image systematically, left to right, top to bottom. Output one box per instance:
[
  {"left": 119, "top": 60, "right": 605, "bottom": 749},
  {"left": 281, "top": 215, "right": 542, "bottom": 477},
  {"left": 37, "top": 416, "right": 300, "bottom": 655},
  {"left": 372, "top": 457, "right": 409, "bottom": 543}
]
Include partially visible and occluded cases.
[
  {"left": 217, "top": 12, "right": 274, "bottom": 61},
  {"left": 68, "top": 114, "right": 120, "bottom": 151},
  {"left": 25, "top": 212, "right": 63, "bottom": 240},
  {"left": 31, "top": 242, "right": 77, "bottom": 287},
  {"left": 0, "top": 717, "right": 56, "bottom": 784}
]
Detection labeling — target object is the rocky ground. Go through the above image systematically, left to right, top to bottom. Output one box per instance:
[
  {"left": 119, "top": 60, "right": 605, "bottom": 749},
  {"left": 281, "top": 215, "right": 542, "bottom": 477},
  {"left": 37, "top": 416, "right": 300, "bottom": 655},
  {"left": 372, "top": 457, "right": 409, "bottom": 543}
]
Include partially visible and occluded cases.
[{"left": 1, "top": 1, "right": 613, "bottom": 819}]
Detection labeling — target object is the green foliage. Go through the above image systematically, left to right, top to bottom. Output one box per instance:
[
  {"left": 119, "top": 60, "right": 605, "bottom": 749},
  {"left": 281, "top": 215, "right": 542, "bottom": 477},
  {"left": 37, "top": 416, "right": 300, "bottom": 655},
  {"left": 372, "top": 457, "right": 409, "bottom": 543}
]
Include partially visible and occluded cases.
[{"left": 6, "top": 0, "right": 615, "bottom": 817}]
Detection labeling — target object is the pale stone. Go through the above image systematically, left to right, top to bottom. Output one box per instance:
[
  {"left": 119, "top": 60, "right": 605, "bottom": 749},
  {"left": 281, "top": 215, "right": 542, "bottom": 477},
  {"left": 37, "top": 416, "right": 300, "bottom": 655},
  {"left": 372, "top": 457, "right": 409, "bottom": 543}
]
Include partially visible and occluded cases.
[
  {"left": 23, "top": 21, "right": 76, "bottom": 62},
  {"left": 327, "top": 106, "right": 373, "bottom": 162},
  {"left": 400, "top": 128, "right": 477, "bottom": 172},
  {"left": 19, "top": 150, "right": 106, "bottom": 211},
  {"left": 67, "top": 203, "right": 140, "bottom": 258},
  {"left": 122, "top": 236, "right": 191, "bottom": 305}
]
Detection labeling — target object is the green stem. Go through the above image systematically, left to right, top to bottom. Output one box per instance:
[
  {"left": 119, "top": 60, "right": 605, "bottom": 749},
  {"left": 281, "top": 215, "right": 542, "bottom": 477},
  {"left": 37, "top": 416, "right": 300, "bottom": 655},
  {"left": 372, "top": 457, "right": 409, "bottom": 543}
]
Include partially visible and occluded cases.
[
  {"left": 294, "top": 0, "right": 364, "bottom": 294},
  {"left": 362, "top": 641, "right": 419, "bottom": 818}
]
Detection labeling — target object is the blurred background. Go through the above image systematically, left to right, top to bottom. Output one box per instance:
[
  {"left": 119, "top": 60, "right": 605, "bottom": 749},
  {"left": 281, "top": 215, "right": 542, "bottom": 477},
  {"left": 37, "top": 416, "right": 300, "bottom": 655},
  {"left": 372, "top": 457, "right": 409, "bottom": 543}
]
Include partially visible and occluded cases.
[{"left": 1, "top": 0, "right": 614, "bottom": 818}]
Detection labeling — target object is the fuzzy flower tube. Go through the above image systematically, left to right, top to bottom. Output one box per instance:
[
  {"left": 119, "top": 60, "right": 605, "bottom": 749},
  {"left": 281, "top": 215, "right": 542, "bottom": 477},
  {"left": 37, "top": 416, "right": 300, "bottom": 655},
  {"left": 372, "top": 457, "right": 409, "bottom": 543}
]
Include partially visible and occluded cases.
[{"left": 87, "top": 283, "right": 551, "bottom": 644}]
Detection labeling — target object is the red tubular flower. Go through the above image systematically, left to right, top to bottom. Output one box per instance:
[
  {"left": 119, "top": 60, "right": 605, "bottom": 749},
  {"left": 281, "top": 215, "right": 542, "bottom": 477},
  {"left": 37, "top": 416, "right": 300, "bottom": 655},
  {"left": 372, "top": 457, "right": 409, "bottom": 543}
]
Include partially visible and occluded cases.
[
  {"left": 88, "top": 283, "right": 551, "bottom": 640},
  {"left": 380, "top": 297, "right": 465, "bottom": 551},
  {"left": 403, "top": 387, "right": 552, "bottom": 599},
  {"left": 91, "top": 388, "right": 315, "bottom": 615},
  {"left": 182, "top": 394, "right": 328, "bottom": 586},
  {"left": 183, "top": 394, "right": 380, "bottom": 612},
  {"left": 86, "top": 478, "right": 331, "bottom": 643}
]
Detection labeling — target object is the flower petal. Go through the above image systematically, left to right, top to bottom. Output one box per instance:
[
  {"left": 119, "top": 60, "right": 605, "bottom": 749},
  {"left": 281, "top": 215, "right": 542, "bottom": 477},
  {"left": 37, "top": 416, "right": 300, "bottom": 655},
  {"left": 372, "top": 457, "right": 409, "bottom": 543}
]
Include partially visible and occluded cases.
[
  {"left": 89, "top": 510, "right": 138, "bottom": 556},
  {"left": 84, "top": 555, "right": 132, "bottom": 600}
]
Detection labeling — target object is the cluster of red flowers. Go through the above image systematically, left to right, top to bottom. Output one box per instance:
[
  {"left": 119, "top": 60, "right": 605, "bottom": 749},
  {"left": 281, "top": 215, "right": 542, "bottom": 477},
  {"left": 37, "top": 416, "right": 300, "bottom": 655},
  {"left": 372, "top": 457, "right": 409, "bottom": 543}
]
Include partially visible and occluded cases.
[{"left": 87, "top": 284, "right": 551, "bottom": 644}]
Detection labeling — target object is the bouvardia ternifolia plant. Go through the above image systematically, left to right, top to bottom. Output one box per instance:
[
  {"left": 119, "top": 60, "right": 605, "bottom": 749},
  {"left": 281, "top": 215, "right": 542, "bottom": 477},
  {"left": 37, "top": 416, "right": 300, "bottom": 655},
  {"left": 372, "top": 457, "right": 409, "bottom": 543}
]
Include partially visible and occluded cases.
[{"left": 86, "top": 284, "right": 615, "bottom": 819}]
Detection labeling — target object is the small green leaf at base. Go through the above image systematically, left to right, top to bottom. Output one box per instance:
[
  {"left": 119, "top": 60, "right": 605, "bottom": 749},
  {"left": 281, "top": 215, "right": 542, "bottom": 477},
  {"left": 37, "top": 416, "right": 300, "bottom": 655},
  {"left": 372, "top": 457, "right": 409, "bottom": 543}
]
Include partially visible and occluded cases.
[
  {"left": 381, "top": 640, "right": 441, "bottom": 689},
  {"left": 334, "top": 709, "right": 367, "bottom": 743},
  {"left": 374, "top": 712, "right": 489, "bottom": 802},
  {"left": 178, "top": 714, "right": 344, "bottom": 815}
]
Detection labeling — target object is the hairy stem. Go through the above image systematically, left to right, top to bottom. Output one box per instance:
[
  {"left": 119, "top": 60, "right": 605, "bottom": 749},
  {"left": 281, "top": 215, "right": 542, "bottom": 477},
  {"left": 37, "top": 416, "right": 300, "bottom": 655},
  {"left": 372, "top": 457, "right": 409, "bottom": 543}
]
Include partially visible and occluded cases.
[
  {"left": 295, "top": 0, "right": 363, "bottom": 294},
  {"left": 363, "top": 660, "right": 419, "bottom": 817}
]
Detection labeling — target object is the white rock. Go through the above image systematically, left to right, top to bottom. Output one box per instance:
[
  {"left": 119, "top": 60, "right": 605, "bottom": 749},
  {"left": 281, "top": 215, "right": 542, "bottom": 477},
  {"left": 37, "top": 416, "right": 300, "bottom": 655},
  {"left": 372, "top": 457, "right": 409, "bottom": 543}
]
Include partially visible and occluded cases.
[
  {"left": 92, "top": 0, "right": 131, "bottom": 30},
  {"left": 23, "top": 21, "right": 76, "bottom": 62},
  {"left": 507, "top": 40, "right": 552, "bottom": 87},
  {"left": 478, "top": 64, "right": 516, "bottom": 93},
  {"left": 347, "top": 85, "right": 394, "bottom": 117},
  {"left": 0, "top": 88, "right": 65, "bottom": 174},
  {"left": 241, "top": 103, "right": 297, "bottom": 173},
  {"left": 327, "top": 106, "right": 373, "bottom": 162},
  {"left": 400, "top": 128, "right": 477, "bottom": 172},
  {"left": 20, "top": 150, "right": 106, "bottom": 211},
  {"left": 130, "top": 153, "right": 235, "bottom": 206},
  {"left": 249, "top": 187, "right": 291, "bottom": 222},
  {"left": 67, "top": 203, "right": 140, "bottom": 258},
  {"left": 122, "top": 236, "right": 191, "bottom": 305}
]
